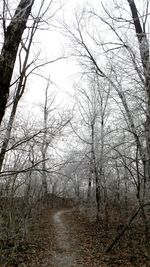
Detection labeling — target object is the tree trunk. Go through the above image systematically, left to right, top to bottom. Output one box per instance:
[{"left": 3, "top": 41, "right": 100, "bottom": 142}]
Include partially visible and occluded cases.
[
  {"left": 0, "top": 0, "right": 35, "bottom": 124},
  {"left": 127, "top": 0, "right": 150, "bottom": 254},
  {"left": 127, "top": 0, "right": 150, "bottom": 183},
  {"left": 0, "top": 19, "right": 37, "bottom": 171},
  {"left": 41, "top": 82, "right": 49, "bottom": 198},
  {"left": 91, "top": 121, "right": 101, "bottom": 221},
  {"left": 87, "top": 172, "right": 92, "bottom": 202}
]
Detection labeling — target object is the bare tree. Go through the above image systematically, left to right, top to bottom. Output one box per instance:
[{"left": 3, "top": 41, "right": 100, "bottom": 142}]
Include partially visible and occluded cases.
[
  {"left": 0, "top": 0, "right": 35, "bottom": 124},
  {"left": 0, "top": 0, "right": 64, "bottom": 172},
  {"left": 64, "top": 0, "right": 150, "bottom": 253},
  {"left": 71, "top": 75, "right": 111, "bottom": 221}
]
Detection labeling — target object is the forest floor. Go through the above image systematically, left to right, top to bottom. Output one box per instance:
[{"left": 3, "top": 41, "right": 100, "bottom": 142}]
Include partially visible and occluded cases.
[{"left": 2, "top": 207, "right": 149, "bottom": 267}]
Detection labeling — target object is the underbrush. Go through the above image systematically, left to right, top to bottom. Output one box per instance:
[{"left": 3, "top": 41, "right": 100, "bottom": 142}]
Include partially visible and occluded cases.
[
  {"left": 0, "top": 194, "right": 73, "bottom": 267},
  {"left": 68, "top": 204, "right": 150, "bottom": 267}
]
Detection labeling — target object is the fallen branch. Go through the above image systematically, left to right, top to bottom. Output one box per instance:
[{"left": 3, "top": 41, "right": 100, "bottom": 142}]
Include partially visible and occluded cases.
[{"left": 106, "top": 206, "right": 141, "bottom": 252}]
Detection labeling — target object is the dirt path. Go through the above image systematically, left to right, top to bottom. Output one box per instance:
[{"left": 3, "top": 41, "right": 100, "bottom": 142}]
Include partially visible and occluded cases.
[
  {"left": 4, "top": 207, "right": 141, "bottom": 266},
  {"left": 29, "top": 208, "right": 141, "bottom": 267},
  {"left": 36, "top": 209, "right": 105, "bottom": 267},
  {"left": 51, "top": 210, "right": 79, "bottom": 267}
]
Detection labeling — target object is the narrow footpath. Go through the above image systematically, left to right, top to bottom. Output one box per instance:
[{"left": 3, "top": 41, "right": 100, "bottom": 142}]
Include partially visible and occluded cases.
[
  {"left": 2, "top": 207, "right": 146, "bottom": 266},
  {"left": 28, "top": 208, "right": 136, "bottom": 267},
  {"left": 30, "top": 209, "right": 85, "bottom": 267},
  {"left": 51, "top": 210, "right": 79, "bottom": 267}
]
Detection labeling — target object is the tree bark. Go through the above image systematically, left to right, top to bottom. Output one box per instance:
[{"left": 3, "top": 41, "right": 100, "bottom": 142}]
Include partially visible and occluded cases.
[
  {"left": 0, "top": 0, "right": 35, "bottom": 124},
  {"left": 127, "top": 0, "right": 150, "bottom": 182},
  {"left": 0, "top": 19, "right": 37, "bottom": 172},
  {"left": 91, "top": 120, "right": 101, "bottom": 220}
]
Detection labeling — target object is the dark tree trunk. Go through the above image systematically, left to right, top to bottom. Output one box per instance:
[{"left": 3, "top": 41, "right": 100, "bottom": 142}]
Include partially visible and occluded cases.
[
  {"left": 0, "top": 0, "right": 35, "bottom": 124},
  {"left": 127, "top": 0, "right": 150, "bottom": 254},
  {"left": 127, "top": 0, "right": 150, "bottom": 180},
  {"left": 0, "top": 20, "right": 36, "bottom": 171},
  {"left": 91, "top": 121, "right": 101, "bottom": 221}
]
